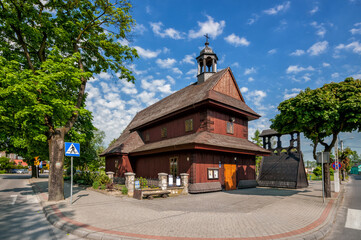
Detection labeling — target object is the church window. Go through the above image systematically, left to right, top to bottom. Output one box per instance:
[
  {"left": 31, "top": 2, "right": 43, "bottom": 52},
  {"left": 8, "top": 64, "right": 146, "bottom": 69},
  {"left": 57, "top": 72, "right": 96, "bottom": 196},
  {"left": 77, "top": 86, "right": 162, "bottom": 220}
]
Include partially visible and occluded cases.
[
  {"left": 227, "top": 118, "right": 234, "bottom": 134},
  {"left": 185, "top": 119, "right": 193, "bottom": 132},
  {"left": 161, "top": 127, "right": 167, "bottom": 138},
  {"left": 145, "top": 133, "right": 150, "bottom": 142}
]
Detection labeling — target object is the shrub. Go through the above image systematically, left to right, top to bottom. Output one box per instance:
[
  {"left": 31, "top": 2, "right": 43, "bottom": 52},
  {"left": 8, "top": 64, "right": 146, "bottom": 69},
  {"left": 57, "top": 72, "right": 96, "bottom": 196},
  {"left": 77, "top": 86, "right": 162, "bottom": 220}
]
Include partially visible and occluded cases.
[
  {"left": 313, "top": 166, "right": 322, "bottom": 176},
  {"left": 0, "top": 170, "right": 6, "bottom": 174},
  {"left": 73, "top": 171, "right": 97, "bottom": 185},
  {"left": 96, "top": 173, "right": 111, "bottom": 185},
  {"left": 63, "top": 176, "right": 71, "bottom": 181},
  {"left": 138, "top": 177, "right": 148, "bottom": 188},
  {"left": 92, "top": 181, "right": 100, "bottom": 189},
  {"left": 100, "top": 184, "right": 106, "bottom": 190},
  {"left": 121, "top": 186, "right": 128, "bottom": 195}
]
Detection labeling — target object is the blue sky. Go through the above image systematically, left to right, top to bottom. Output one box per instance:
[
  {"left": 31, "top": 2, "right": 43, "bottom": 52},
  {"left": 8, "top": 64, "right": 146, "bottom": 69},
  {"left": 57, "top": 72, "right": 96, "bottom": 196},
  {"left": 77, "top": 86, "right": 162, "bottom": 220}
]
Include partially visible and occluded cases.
[{"left": 85, "top": 0, "right": 361, "bottom": 160}]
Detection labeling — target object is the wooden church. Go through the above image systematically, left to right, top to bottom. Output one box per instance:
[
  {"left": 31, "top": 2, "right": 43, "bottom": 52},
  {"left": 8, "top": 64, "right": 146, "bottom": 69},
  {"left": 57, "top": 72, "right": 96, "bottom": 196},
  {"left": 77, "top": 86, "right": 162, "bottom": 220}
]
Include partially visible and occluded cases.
[{"left": 101, "top": 40, "right": 270, "bottom": 193}]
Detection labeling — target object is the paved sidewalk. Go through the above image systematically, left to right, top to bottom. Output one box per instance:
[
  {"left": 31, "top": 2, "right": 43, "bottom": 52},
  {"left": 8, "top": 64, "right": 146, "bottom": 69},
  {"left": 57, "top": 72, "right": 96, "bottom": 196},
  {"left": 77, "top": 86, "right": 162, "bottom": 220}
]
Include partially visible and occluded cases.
[{"left": 29, "top": 178, "right": 344, "bottom": 240}]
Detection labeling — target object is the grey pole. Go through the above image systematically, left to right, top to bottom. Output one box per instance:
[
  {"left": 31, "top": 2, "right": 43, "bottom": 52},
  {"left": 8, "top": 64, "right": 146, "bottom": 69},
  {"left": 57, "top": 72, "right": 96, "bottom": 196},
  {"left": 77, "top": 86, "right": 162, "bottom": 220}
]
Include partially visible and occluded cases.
[
  {"left": 321, "top": 153, "right": 324, "bottom": 203},
  {"left": 70, "top": 156, "right": 73, "bottom": 204}
]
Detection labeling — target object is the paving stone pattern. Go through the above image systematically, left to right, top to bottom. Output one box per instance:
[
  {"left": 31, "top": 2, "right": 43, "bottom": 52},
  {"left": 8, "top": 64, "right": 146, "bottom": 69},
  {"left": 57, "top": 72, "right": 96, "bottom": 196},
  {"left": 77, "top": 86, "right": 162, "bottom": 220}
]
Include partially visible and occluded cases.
[{"left": 30, "top": 179, "right": 341, "bottom": 239}]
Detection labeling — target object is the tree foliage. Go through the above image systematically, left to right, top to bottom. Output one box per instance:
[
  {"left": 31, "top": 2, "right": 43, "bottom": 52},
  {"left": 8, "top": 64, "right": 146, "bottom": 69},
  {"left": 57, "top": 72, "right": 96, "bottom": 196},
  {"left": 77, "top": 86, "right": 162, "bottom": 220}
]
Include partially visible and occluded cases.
[
  {"left": 0, "top": 0, "right": 138, "bottom": 200},
  {"left": 271, "top": 78, "right": 361, "bottom": 159}
]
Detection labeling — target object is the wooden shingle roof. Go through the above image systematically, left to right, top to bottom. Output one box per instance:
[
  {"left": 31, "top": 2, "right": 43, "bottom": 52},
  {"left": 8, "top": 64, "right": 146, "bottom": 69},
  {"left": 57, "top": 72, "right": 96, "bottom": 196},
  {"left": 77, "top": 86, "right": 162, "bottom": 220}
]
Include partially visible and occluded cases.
[
  {"left": 101, "top": 68, "right": 263, "bottom": 156},
  {"left": 127, "top": 68, "right": 260, "bottom": 131},
  {"left": 131, "top": 131, "right": 270, "bottom": 155}
]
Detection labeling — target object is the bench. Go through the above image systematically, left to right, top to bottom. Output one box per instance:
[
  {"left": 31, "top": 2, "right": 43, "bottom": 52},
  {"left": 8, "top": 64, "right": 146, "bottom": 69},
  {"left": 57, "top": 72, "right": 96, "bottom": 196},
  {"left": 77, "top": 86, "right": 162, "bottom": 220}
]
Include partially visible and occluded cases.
[
  {"left": 133, "top": 189, "right": 171, "bottom": 200},
  {"left": 142, "top": 190, "right": 170, "bottom": 200}
]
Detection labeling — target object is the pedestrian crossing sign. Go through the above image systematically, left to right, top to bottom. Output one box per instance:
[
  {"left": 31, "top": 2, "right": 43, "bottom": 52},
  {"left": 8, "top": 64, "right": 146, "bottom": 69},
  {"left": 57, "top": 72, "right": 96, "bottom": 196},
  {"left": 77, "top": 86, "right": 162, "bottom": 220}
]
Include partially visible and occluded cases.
[{"left": 65, "top": 142, "right": 80, "bottom": 157}]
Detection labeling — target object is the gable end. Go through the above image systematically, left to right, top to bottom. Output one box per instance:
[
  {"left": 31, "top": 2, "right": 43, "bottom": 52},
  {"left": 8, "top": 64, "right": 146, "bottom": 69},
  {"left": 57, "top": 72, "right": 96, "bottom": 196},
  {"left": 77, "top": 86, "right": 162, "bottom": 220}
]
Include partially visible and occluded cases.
[{"left": 213, "top": 68, "right": 244, "bottom": 102}]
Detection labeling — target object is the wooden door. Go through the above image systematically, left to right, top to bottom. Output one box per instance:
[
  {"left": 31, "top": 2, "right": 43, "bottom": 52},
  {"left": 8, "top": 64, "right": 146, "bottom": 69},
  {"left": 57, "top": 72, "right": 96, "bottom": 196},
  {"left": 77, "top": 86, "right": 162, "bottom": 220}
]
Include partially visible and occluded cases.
[{"left": 224, "top": 164, "right": 237, "bottom": 190}]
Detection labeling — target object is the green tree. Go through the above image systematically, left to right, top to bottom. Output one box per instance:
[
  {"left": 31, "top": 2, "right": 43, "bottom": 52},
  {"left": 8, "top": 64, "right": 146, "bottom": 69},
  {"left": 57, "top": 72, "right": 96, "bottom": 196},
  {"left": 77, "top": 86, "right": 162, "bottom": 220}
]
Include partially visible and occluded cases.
[
  {"left": 0, "top": 0, "right": 137, "bottom": 201},
  {"left": 271, "top": 78, "right": 361, "bottom": 197},
  {"left": 251, "top": 129, "right": 263, "bottom": 176},
  {"left": 0, "top": 156, "right": 16, "bottom": 172}
]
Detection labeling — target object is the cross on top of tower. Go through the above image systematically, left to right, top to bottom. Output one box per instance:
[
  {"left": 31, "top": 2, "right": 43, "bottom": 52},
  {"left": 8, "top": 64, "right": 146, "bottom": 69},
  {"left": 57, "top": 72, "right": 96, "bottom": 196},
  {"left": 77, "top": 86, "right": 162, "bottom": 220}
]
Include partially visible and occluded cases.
[{"left": 204, "top": 33, "right": 210, "bottom": 45}]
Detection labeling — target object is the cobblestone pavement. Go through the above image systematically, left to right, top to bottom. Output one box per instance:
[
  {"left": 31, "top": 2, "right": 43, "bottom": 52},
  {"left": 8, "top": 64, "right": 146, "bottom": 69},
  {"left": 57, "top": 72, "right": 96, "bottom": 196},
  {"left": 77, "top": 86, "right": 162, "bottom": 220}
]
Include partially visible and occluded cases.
[{"left": 30, "top": 178, "right": 343, "bottom": 240}]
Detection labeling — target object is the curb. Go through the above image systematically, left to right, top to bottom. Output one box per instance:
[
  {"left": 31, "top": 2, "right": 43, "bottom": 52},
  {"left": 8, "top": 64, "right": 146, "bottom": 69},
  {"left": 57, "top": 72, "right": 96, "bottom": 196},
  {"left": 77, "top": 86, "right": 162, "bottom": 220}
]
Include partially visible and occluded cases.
[{"left": 29, "top": 179, "right": 345, "bottom": 240}]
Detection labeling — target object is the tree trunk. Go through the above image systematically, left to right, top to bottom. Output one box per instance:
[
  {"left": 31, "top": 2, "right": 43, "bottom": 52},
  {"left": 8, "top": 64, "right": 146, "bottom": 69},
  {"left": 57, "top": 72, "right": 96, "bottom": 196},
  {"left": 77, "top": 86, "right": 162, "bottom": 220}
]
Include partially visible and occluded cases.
[
  {"left": 48, "top": 128, "right": 66, "bottom": 201},
  {"left": 31, "top": 161, "right": 38, "bottom": 178},
  {"left": 323, "top": 163, "right": 331, "bottom": 198}
]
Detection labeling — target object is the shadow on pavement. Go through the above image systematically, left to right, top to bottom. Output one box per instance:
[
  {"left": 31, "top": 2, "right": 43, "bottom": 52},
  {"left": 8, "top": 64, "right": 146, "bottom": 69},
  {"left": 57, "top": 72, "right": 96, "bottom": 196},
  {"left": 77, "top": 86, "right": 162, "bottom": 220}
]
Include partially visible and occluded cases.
[{"left": 225, "top": 187, "right": 311, "bottom": 197}]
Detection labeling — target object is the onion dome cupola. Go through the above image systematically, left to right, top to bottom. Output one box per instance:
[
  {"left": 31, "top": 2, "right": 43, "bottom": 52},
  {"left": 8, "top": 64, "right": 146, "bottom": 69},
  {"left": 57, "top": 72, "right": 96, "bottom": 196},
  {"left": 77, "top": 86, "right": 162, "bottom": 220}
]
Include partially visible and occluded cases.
[{"left": 196, "top": 34, "right": 218, "bottom": 83}]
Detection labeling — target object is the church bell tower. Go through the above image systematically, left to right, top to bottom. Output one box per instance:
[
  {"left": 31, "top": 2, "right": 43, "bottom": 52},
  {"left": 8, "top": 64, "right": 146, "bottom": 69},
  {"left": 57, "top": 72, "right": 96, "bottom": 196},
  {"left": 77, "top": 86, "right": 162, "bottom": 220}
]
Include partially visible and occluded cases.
[{"left": 196, "top": 34, "right": 218, "bottom": 83}]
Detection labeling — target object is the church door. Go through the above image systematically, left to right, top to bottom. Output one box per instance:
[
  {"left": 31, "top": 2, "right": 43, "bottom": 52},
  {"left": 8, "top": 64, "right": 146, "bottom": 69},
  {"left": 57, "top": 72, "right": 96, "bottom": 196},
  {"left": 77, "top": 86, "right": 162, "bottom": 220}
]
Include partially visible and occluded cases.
[{"left": 224, "top": 164, "right": 237, "bottom": 190}]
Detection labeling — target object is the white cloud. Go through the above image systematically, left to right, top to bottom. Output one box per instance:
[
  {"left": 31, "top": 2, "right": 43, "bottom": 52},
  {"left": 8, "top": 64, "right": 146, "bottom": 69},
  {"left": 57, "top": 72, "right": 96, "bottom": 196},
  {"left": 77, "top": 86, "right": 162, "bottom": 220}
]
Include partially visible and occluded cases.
[
  {"left": 263, "top": 1, "right": 291, "bottom": 15},
  {"left": 145, "top": 6, "right": 151, "bottom": 14},
  {"left": 309, "top": 6, "right": 319, "bottom": 15},
  {"left": 247, "top": 14, "right": 259, "bottom": 25},
  {"left": 189, "top": 15, "right": 225, "bottom": 39},
  {"left": 150, "top": 22, "right": 184, "bottom": 39},
  {"left": 310, "top": 22, "right": 326, "bottom": 38},
  {"left": 350, "top": 22, "right": 361, "bottom": 35},
  {"left": 134, "top": 24, "right": 147, "bottom": 35},
  {"left": 224, "top": 34, "right": 250, "bottom": 47},
  {"left": 118, "top": 38, "right": 129, "bottom": 46},
  {"left": 307, "top": 41, "right": 328, "bottom": 56},
  {"left": 335, "top": 41, "right": 361, "bottom": 54},
  {"left": 134, "top": 46, "right": 161, "bottom": 59},
  {"left": 163, "top": 47, "right": 170, "bottom": 54},
  {"left": 268, "top": 49, "right": 277, "bottom": 54},
  {"left": 290, "top": 49, "right": 305, "bottom": 56},
  {"left": 182, "top": 54, "right": 196, "bottom": 65},
  {"left": 156, "top": 58, "right": 177, "bottom": 68},
  {"left": 231, "top": 62, "right": 239, "bottom": 68},
  {"left": 322, "top": 62, "right": 330, "bottom": 67},
  {"left": 127, "top": 64, "right": 147, "bottom": 76},
  {"left": 286, "top": 65, "right": 315, "bottom": 74},
  {"left": 244, "top": 67, "right": 256, "bottom": 75},
  {"left": 172, "top": 68, "right": 183, "bottom": 75},
  {"left": 186, "top": 69, "right": 198, "bottom": 77},
  {"left": 98, "top": 72, "right": 112, "bottom": 80},
  {"left": 331, "top": 72, "right": 340, "bottom": 78},
  {"left": 353, "top": 73, "right": 361, "bottom": 79},
  {"left": 166, "top": 75, "right": 175, "bottom": 84},
  {"left": 248, "top": 77, "right": 254, "bottom": 82},
  {"left": 120, "top": 78, "right": 138, "bottom": 95},
  {"left": 141, "top": 78, "right": 173, "bottom": 95},
  {"left": 86, "top": 83, "right": 100, "bottom": 100},
  {"left": 240, "top": 87, "right": 248, "bottom": 93},
  {"left": 283, "top": 88, "right": 301, "bottom": 100},
  {"left": 244, "top": 90, "right": 267, "bottom": 106},
  {"left": 137, "top": 91, "right": 158, "bottom": 105}
]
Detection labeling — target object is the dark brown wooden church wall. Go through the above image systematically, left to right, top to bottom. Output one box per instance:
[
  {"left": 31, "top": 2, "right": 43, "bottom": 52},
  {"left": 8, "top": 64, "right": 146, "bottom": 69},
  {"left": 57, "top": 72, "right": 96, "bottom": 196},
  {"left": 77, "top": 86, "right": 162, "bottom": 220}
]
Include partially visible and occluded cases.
[
  {"left": 208, "top": 109, "right": 248, "bottom": 139},
  {"left": 141, "top": 112, "right": 201, "bottom": 144},
  {"left": 193, "top": 151, "right": 255, "bottom": 185},
  {"left": 132, "top": 152, "right": 192, "bottom": 179},
  {"left": 105, "top": 155, "right": 133, "bottom": 177},
  {"left": 105, "top": 156, "right": 117, "bottom": 173},
  {"left": 236, "top": 156, "right": 256, "bottom": 182}
]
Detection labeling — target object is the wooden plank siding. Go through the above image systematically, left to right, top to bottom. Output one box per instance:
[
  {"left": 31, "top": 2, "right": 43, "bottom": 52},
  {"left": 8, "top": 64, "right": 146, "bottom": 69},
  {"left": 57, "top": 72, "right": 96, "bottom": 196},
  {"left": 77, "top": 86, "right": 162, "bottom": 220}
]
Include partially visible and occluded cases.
[
  {"left": 213, "top": 70, "right": 242, "bottom": 100},
  {"left": 208, "top": 109, "right": 248, "bottom": 139},
  {"left": 141, "top": 112, "right": 202, "bottom": 144},
  {"left": 133, "top": 151, "right": 192, "bottom": 179},
  {"left": 193, "top": 151, "right": 256, "bottom": 186},
  {"left": 105, "top": 155, "right": 133, "bottom": 177}
]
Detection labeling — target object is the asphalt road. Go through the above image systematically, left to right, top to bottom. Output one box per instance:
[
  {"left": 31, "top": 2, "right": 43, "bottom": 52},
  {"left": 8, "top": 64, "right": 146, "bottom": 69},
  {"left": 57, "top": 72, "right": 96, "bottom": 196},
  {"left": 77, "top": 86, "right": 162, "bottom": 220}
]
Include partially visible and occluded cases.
[
  {"left": 0, "top": 174, "right": 81, "bottom": 240},
  {"left": 325, "top": 175, "right": 361, "bottom": 240}
]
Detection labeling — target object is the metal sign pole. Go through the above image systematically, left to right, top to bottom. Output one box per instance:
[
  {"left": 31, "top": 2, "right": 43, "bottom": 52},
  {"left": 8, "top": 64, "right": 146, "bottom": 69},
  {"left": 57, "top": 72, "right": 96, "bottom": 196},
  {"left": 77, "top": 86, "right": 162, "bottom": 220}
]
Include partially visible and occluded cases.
[
  {"left": 322, "top": 153, "right": 324, "bottom": 203},
  {"left": 71, "top": 156, "right": 73, "bottom": 204}
]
